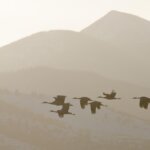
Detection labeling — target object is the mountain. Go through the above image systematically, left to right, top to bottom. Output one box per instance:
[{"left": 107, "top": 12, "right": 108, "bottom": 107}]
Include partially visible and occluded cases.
[
  {"left": 82, "top": 10, "right": 150, "bottom": 87},
  {"left": 82, "top": 10, "right": 150, "bottom": 48},
  {"left": 0, "top": 11, "right": 150, "bottom": 88},
  {"left": 0, "top": 30, "right": 113, "bottom": 72}
]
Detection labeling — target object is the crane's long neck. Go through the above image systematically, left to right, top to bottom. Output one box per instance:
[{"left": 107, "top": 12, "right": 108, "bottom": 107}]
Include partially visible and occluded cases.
[
  {"left": 98, "top": 96, "right": 105, "bottom": 98},
  {"left": 73, "top": 97, "right": 80, "bottom": 99},
  {"left": 133, "top": 97, "right": 140, "bottom": 99},
  {"left": 43, "top": 101, "right": 50, "bottom": 104},
  {"left": 50, "top": 110, "right": 57, "bottom": 113},
  {"left": 67, "top": 112, "right": 75, "bottom": 115}
]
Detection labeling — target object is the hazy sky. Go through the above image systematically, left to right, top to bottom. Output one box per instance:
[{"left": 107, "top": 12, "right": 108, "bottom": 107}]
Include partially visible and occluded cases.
[{"left": 0, "top": 0, "right": 150, "bottom": 46}]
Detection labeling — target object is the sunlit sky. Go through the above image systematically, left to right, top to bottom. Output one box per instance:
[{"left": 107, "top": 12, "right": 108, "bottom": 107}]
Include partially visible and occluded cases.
[{"left": 0, "top": 0, "right": 150, "bottom": 46}]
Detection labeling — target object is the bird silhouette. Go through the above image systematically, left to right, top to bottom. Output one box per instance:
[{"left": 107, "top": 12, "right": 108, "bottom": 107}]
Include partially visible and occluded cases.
[
  {"left": 98, "top": 90, "right": 121, "bottom": 100},
  {"left": 42, "top": 95, "right": 66, "bottom": 106},
  {"left": 73, "top": 97, "right": 92, "bottom": 109},
  {"left": 133, "top": 97, "right": 150, "bottom": 109},
  {"left": 89, "top": 101, "right": 106, "bottom": 114},
  {"left": 50, "top": 103, "right": 75, "bottom": 118},
  {"left": 61, "top": 103, "right": 73, "bottom": 112},
  {"left": 50, "top": 110, "right": 65, "bottom": 118}
]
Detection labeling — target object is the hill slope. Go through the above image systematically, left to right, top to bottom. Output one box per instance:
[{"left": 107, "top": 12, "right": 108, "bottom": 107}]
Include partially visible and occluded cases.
[
  {"left": 0, "top": 66, "right": 150, "bottom": 121},
  {"left": 0, "top": 67, "right": 149, "bottom": 96},
  {"left": 0, "top": 92, "right": 150, "bottom": 150}
]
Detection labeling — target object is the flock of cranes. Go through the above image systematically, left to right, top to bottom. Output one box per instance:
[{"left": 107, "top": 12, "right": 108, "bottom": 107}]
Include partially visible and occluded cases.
[{"left": 42, "top": 90, "right": 150, "bottom": 118}]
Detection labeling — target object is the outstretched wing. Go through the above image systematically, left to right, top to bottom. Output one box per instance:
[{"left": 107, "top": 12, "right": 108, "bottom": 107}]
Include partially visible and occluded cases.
[
  {"left": 103, "top": 92, "right": 108, "bottom": 96},
  {"left": 111, "top": 92, "right": 116, "bottom": 98},
  {"left": 55, "top": 95, "right": 66, "bottom": 105},
  {"left": 80, "top": 99, "right": 88, "bottom": 109},
  {"left": 139, "top": 99, "right": 144, "bottom": 108},
  {"left": 139, "top": 99, "right": 149, "bottom": 109},
  {"left": 80, "top": 101, "right": 86, "bottom": 109},
  {"left": 143, "top": 102, "right": 148, "bottom": 109},
  {"left": 61, "top": 103, "right": 71, "bottom": 112},
  {"left": 96, "top": 103, "right": 101, "bottom": 109},
  {"left": 90, "top": 104, "right": 96, "bottom": 114},
  {"left": 58, "top": 111, "right": 64, "bottom": 118}
]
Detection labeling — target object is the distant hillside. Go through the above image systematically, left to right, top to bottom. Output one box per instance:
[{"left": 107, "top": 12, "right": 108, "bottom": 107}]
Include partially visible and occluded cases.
[
  {"left": 0, "top": 67, "right": 149, "bottom": 97},
  {"left": 0, "top": 91, "right": 150, "bottom": 150}
]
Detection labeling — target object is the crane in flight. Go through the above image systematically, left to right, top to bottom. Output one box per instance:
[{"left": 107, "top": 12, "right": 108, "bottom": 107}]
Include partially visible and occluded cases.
[
  {"left": 98, "top": 90, "right": 121, "bottom": 100},
  {"left": 42, "top": 95, "right": 66, "bottom": 106},
  {"left": 133, "top": 96, "right": 150, "bottom": 109},
  {"left": 73, "top": 97, "right": 92, "bottom": 109},
  {"left": 89, "top": 101, "right": 106, "bottom": 114},
  {"left": 50, "top": 103, "right": 75, "bottom": 118}
]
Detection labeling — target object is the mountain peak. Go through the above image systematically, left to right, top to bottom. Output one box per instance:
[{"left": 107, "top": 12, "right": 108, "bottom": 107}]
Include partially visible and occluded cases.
[
  {"left": 82, "top": 10, "right": 150, "bottom": 38},
  {"left": 83, "top": 10, "right": 150, "bottom": 30},
  {"left": 105, "top": 10, "right": 141, "bottom": 18},
  {"left": 107, "top": 10, "right": 123, "bottom": 15}
]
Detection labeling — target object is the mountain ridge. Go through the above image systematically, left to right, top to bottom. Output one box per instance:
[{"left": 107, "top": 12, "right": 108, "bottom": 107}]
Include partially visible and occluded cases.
[{"left": 0, "top": 11, "right": 150, "bottom": 87}]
